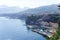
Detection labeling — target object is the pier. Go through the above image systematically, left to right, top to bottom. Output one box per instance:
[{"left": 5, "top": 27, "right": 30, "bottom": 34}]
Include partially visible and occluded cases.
[{"left": 32, "top": 30, "right": 53, "bottom": 38}]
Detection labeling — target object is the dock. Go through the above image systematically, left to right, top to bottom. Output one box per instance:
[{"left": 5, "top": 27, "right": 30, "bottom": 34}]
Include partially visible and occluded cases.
[{"left": 32, "top": 30, "right": 53, "bottom": 38}]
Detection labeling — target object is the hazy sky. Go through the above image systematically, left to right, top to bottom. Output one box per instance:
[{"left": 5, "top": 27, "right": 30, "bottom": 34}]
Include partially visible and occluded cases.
[{"left": 0, "top": 0, "right": 60, "bottom": 8}]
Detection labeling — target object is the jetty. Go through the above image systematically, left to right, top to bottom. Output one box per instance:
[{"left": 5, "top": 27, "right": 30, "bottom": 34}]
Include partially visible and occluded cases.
[{"left": 32, "top": 29, "right": 53, "bottom": 38}]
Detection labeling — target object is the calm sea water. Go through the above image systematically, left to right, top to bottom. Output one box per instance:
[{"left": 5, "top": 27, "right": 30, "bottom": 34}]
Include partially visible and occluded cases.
[{"left": 0, "top": 17, "right": 46, "bottom": 40}]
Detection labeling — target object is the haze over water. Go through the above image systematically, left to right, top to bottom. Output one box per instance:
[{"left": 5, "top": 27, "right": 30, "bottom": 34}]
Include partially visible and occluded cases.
[{"left": 0, "top": 17, "right": 46, "bottom": 40}]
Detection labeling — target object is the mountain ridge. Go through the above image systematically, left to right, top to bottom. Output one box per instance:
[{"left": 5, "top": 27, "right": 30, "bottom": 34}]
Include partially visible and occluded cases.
[{"left": 19, "top": 4, "right": 60, "bottom": 15}]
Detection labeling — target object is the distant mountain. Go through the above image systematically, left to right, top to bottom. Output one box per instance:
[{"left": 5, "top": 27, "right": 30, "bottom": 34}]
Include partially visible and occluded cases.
[
  {"left": 0, "top": 4, "right": 60, "bottom": 20},
  {"left": 20, "top": 4, "right": 60, "bottom": 15},
  {"left": 0, "top": 6, "right": 29, "bottom": 14}
]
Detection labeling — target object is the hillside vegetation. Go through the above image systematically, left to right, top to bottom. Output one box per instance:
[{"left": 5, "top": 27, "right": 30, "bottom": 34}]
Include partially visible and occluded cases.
[
  {"left": 26, "top": 14, "right": 60, "bottom": 40},
  {"left": 48, "top": 20, "right": 60, "bottom": 40}
]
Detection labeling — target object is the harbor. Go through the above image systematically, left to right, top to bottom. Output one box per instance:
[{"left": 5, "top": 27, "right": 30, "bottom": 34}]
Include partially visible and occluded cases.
[{"left": 26, "top": 21, "right": 58, "bottom": 38}]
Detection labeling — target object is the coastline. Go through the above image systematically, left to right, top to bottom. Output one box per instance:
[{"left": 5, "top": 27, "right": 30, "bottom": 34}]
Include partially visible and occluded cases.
[{"left": 26, "top": 24, "right": 59, "bottom": 40}]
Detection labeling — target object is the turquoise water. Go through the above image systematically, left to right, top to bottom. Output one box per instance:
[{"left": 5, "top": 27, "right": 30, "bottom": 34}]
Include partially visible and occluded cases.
[{"left": 0, "top": 17, "right": 46, "bottom": 40}]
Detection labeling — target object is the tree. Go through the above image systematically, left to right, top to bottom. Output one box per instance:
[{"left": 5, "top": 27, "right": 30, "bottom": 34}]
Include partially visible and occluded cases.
[
  {"left": 58, "top": 5, "right": 60, "bottom": 10},
  {"left": 58, "top": 20, "right": 60, "bottom": 27}
]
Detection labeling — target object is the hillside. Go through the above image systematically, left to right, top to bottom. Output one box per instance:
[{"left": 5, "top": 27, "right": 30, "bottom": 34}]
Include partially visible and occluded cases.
[
  {"left": 0, "top": 4, "right": 60, "bottom": 20},
  {"left": 19, "top": 4, "right": 60, "bottom": 15}
]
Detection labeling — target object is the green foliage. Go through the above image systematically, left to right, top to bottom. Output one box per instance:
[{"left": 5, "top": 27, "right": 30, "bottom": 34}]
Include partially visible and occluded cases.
[
  {"left": 27, "top": 14, "right": 43, "bottom": 21},
  {"left": 47, "top": 14, "right": 60, "bottom": 23},
  {"left": 48, "top": 20, "right": 60, "bottom": 40},
  {"left": 58, "top": 20, "right": 60, "bottom": 27}
]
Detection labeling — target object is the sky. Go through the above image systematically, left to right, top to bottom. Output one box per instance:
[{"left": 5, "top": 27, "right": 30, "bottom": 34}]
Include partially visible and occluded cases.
[{"left": 0, "top": 0, "right": 60, "bottom": 8}]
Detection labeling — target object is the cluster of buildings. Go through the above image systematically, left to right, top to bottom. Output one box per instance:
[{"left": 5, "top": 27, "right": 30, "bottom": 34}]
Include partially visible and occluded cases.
[{"left": 26, "top": 19, "right": 58, "bottom": 37}]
